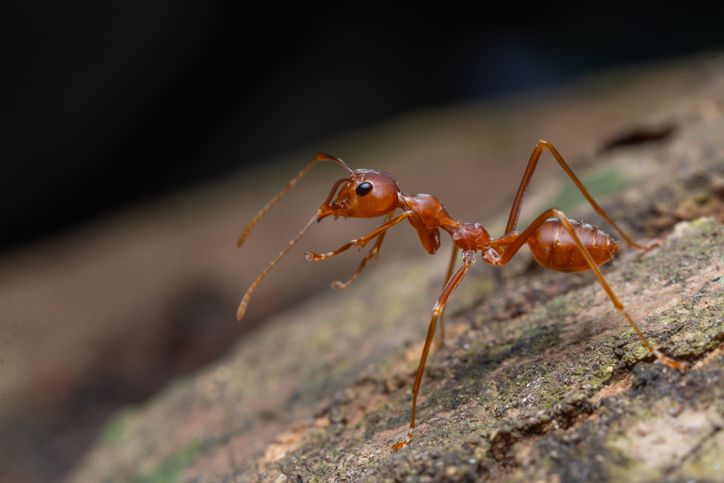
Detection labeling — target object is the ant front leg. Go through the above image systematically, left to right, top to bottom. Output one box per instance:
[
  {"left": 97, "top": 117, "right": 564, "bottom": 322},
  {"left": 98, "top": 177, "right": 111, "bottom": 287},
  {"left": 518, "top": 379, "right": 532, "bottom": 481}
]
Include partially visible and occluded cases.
[
  {"left": 306, "top": 211, "right": 413, "bottom": 262},
  {"left": 331, "top": 211, "right": 395, "bottom": 290},
  {"left": 392, "top": 249, "right": 475, "bottom": 452}
]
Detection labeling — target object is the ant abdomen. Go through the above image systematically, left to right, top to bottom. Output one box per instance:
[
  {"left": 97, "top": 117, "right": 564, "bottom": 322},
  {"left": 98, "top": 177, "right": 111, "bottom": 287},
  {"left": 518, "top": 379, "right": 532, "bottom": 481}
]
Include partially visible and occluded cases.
[{"left": 527, "top": 219, "right": 618, "bottom": 272}]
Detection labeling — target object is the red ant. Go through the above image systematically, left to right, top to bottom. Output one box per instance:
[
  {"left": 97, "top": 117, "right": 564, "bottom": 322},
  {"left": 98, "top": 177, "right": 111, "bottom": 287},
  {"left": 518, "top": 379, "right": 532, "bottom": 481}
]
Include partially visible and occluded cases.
[{"left": 236, "top": 140, "right": 685, "bottom": 452}]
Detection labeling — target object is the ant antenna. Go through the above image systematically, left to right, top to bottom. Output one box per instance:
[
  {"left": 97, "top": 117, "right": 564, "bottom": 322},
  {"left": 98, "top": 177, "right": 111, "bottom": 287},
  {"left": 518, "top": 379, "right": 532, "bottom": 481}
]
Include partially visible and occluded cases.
[
  {"left": 236, "top": 153, "right": 353, "bottom": 321},
  {"left": 237, "top": 154, "right": 353, "bottom": 247},
  {"left": 237, "top": 212, "right": 318, "bottom": 320}
]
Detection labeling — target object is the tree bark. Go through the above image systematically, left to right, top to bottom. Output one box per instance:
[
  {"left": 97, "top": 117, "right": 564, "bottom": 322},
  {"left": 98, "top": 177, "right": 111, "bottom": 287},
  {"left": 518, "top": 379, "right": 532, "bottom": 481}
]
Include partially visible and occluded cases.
[{"left": 65, "top": 80, "right": 724, "bottom": 483}]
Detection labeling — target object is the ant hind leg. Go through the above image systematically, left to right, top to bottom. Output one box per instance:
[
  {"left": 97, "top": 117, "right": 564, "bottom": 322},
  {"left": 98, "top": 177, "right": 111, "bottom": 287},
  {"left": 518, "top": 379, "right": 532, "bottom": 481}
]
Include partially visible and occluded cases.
[{"left": 551, "top": 209, "right": 685, "bottom": 370}]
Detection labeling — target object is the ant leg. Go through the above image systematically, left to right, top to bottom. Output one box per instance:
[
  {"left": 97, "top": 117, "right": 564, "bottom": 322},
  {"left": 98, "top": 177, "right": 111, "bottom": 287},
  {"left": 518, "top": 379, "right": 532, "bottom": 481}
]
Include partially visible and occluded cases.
[
  {"left": 506, "top": 140, "right": 652, "bottom": 249},
  {"left": 494, "top": 208, "right": 685, "bottom": 370},
  {"left": 551, "top": 209, "right": 684, "bottom": 369},
  {"left": 306, "top": 211, "right": 413, "bottom": 261},
  {"left": 331, "top": 212, "right": 395, "bottom": 290},
  {"left": 437, "top": 245, "right": 459, "bottom": 343},
  {"left": 392, "top": 250, "right": 475, "bottom": 452}
]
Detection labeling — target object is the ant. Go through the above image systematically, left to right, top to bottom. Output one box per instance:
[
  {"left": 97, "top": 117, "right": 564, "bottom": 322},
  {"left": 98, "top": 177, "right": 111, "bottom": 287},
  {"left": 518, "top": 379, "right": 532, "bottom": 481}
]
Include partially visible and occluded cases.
[{"left": 236, "top": 140, "right": 685, "bottom": 452}]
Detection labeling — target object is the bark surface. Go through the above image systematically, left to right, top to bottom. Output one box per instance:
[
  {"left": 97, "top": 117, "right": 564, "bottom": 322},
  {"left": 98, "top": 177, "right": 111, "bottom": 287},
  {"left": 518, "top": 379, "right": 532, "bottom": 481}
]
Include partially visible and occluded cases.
[{"left": 65, "top": 73, "right": 724, "bottom": 483}]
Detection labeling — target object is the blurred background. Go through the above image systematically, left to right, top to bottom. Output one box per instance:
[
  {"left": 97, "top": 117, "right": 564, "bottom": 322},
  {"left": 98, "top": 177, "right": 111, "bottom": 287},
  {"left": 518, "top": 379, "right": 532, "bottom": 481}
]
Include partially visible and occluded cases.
[{"left": 1, "top": 1, "right": 723, "bottom": 481}]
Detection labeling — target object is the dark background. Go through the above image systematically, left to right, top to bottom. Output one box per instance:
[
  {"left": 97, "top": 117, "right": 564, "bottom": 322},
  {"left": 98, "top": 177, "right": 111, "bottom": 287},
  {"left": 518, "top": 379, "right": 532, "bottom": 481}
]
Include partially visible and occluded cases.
[{"left": 2, "top": 2, "right": 723, "bottom": 254}]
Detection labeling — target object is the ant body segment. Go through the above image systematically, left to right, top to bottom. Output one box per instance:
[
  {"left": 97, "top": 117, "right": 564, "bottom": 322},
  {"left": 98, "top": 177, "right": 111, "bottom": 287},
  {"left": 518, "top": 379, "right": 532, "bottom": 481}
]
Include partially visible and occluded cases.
[{"left": 236, "top": 141, "right": 685, "bottom": 452}]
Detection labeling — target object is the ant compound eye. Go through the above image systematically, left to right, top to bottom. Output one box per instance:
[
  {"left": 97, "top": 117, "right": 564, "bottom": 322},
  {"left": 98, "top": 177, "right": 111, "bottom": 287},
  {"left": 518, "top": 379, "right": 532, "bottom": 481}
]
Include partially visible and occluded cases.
[{"left": 355, "top": 182, "right": 373, "bottom": 196}]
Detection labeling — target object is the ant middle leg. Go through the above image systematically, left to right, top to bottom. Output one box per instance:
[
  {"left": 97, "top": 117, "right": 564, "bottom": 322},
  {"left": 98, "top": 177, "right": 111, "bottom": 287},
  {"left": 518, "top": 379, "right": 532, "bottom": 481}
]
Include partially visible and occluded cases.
[
  {"left": 436, "top": 245, "right": 460, "bottom": 343},
  {"left": 392, "top": 249, "right": 475, "bottom": 452}
]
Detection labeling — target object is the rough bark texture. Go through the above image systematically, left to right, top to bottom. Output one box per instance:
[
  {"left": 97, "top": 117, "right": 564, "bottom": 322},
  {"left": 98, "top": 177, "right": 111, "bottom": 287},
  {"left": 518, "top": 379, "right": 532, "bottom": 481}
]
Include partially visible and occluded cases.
[{"left": 64, "top": 80, "right": 724, "bottom": 482}]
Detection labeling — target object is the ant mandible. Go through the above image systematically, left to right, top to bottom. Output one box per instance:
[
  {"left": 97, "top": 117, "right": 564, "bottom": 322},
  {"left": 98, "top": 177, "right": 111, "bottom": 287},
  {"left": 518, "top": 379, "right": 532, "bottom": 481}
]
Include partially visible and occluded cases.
[{"left": 236, "top": 140, "right": 685, "bottom": 452}]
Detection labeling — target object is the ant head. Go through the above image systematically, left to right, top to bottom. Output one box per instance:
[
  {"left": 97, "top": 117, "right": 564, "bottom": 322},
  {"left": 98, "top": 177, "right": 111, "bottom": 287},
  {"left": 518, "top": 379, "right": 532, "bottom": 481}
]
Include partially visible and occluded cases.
[{"left": 318, "top": 169, "right": 401, "bottom": 220}]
